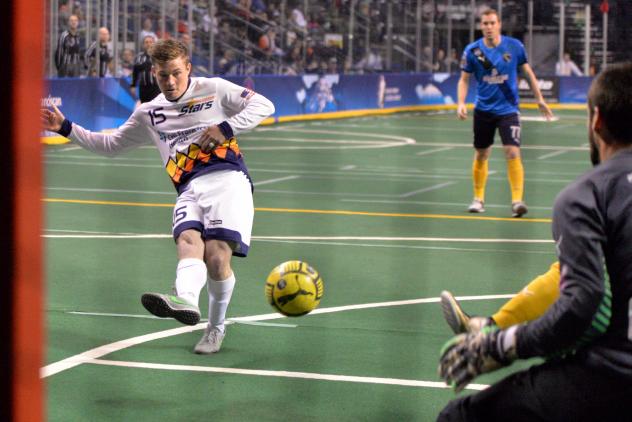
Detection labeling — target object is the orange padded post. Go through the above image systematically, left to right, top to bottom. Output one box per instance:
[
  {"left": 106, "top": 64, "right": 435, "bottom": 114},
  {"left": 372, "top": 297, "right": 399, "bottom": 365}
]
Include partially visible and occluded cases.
[{"left": 12, "top": 0, "right": 44, "bottom": 420}]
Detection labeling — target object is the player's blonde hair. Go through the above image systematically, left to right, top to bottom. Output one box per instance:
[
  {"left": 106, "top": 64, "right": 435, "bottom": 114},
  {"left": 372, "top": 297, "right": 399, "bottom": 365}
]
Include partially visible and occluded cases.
[{"left": 149, "top": 39, "right": 190, "bottom": 65}]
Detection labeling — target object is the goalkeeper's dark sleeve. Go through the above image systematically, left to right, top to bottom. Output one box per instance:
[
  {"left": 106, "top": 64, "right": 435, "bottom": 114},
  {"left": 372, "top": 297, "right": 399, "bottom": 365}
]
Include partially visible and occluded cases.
[{"left": 515, "top": 178, "right": 608, "bottom": 359}]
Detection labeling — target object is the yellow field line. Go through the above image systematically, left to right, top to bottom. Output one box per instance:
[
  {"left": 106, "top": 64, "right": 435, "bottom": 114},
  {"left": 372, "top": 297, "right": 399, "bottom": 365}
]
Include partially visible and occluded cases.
[
  {"left": 40, "top": 103, "right": 586, "bottom": 145},
  {"left": 43, "top": 198, "right": 552, "bottom": 223}
]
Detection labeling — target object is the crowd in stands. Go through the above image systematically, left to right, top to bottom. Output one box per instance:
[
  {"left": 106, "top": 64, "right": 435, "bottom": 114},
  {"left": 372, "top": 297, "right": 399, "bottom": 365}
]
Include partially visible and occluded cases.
[
  {"left": 53, "top": 0, "right": 603, "bottom": 79},
  {"left": 54, "top": 0, "right": 396, "bottom": 78}
]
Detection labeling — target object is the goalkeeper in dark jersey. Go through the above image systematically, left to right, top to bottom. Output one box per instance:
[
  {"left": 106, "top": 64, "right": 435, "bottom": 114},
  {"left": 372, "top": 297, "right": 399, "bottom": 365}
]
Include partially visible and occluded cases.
[{"left": 437, "top": 63, "right": 632, "bottom": 421}]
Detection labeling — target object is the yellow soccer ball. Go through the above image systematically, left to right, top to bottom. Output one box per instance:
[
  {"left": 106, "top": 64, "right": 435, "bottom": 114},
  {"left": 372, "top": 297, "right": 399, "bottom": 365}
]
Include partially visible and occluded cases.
[{"left": 265, "top": 260, "right": 324, "bottom": 317}]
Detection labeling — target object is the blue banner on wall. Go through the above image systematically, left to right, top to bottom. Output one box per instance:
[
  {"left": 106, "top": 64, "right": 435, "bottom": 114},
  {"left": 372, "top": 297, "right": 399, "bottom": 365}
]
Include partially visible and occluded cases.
[
  {"left": 44, "top": 73, "right": 589, "bottom": 133},
  {"left": 558, "top": 76, "right": 592, "bottom": 103},
  {"left": 43, "top": 77, "right": 136, "bottom": 131}
]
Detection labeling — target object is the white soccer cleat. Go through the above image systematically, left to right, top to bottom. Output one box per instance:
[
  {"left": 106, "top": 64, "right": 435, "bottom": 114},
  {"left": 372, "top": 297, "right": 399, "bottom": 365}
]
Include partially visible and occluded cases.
[
  {"left": 468, "top": 199, "right": 485, "bottom": 213},
  {"left": 511, "top": 201, "right": 528, "bottom": 218},
  {"left": 440, "top": 291, "right": 493, "bottom": 334},
  {"left": 141, "top": 293, "right": 201, "bottom": 326},
  {"left": 194, "top": 326, "right": 225, "bottom": 354}
]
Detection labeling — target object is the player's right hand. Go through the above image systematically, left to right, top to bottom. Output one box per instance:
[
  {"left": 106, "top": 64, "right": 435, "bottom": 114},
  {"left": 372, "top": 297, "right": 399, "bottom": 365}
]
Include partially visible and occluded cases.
[
  {"left": 40, "top": 103, "right": 65, "bottom": 132},
  {"left": 457, "top": 104, "right": 468, "bottom": 120},
  {"left": 198, "top": 125, "right": 226, "bottom": 153},
  {"left": 438, "top": 325, "right": 517, "bottom": 392}
]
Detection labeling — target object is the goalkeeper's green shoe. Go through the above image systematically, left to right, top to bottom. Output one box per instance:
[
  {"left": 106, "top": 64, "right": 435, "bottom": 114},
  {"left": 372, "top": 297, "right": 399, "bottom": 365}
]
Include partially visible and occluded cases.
[
  {"left": 440, "top": 291, "right": 492, "bottom": 334},
  {"left": 141, "top": 293, "right": 201, "bottom": 326}
]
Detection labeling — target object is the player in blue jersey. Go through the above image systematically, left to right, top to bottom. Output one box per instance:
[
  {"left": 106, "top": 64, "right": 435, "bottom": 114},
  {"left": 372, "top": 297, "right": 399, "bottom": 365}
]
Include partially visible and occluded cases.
[{"left": 457, "top": 8, "right": 553, "bottom": 217}]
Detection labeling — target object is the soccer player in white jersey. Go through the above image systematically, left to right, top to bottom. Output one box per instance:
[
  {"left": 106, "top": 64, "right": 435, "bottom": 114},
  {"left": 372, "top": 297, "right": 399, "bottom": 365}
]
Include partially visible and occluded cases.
[{"left": 42, "top": 39, "right": 275, "bottom": 354}]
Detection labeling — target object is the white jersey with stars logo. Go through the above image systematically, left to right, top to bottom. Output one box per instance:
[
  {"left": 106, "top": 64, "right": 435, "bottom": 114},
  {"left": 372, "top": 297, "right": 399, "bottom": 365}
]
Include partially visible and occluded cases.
[{"left": 67, "top": 77, "right": 275, "bottom": 193}]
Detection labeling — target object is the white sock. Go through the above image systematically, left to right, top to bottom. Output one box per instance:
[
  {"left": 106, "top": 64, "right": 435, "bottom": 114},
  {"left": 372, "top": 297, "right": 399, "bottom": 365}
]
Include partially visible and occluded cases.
[
  {"left": 174, "top": 258, "right": 207, "bottom": 306},
  {"left": 207, "top": 273, "right": 236, "bottom": 333}
]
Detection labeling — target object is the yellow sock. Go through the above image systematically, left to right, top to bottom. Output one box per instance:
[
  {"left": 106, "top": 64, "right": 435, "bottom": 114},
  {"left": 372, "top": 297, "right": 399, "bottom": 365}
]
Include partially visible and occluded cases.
[
  {"left": 507, "top": 157, "right": 524, "bottom": 203},
  {"left": 472, "top": 159, "right": 488, "bottom": 201},
  {"left": 492, "top": 262, "right": 561, "bottom": 329}
]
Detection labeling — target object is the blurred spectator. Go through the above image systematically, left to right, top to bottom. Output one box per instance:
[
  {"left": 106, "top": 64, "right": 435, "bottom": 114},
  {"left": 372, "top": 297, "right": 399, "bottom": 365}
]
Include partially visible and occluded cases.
[
  {"left": 57, "top": 0, "right": 72, "bottom": 30},
  {"left": 235, "top": 0, "right": 253, "bottom": 21},
  {"left": 251, "top": 0, "right": 267, "bottom": 14},
  {"left": 71, "top": 2, "right": 84, "bottom": 27},
  {"left": 267, "top": 2, "right": 281, "bottom": 20},
  {"left": 289, "top": 2, "right": 307, "bottom": 32},
  {"left": 202, "top": 5, "right": 219, "bottom": 36},
  {"left": 248, "top": 9, "right": 270, "bottom": 44},
  {"left": 55, "top": 14, "right": 82, "bottom": 77},
  {"left": 140, "top": 17, "right": 158, "bottom": 43},
  {"left": 258, "top": 24, "right": 283, "bottom": 59},
  {"left": 85, "top": 27, "right": 113, "bottom": 77},
  {"left": 180, "top": 32, "right": 193, "bottom": 52},
  {"left": 131, "top": 35, "right": 160, "bottom": 103},
  {"left": 284, "top": 39, "right": 304, "bottom": 75},
  {"left": 304, "top": 39, "right": 320, "bottom": 73},
  {"left": 420, "top": 45, "right": 433, "bottom": 72},
  {"left": 355, "top": 47, "right": 383, "bottom": 72},
  {"left": 119, "top": 48, "right": 135, "bottom": 77},
  {"left": 433, "top": 48, "right": 448, "bottom": 72},
  {"left": 445, "top": 48, "right": 459, "bottom": 72},
  {"left": 218, "top": 49, "right": 239, "bottom": 75},
  {"left": 555, "top": 52, "right": 583, "bottom": 76},
  {"left": 326, "top": 56, "right": 339, "bottom": 74}
]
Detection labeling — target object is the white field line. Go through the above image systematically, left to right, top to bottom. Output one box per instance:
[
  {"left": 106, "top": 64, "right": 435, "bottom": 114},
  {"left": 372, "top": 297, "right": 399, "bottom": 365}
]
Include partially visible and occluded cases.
[
  {"left": 520, "top": 115, "right": 560, "bottom": 122},
  {"left": 323, "top": 122, "right": 472, "bottom": 132},
  {"left": 53, "top": 146, "right": 82, "bottom": 152},
  {"left": 415, "top": 147, "right": 454, "bottom": 156},
  {"left": 537, "top": 150, "right": 569, "bottom": 160},
  {"left": 43, "top": 164, "right": 576, "bottom": 183},
  {"left": 253, "top": 175, "right": 300, "bottom": 186},
  {"left": 399, "top": 182, "right": 456, "bottom": 198},
  {"left": 42, "top": 185, "right": 551, "bottom": 202},
  {"left": 46, "top": 186, "right": 176, "bottom": 195},
  {"left": 341, "top": 198, "right": 553, "bottom": 211},
  {"left": 42, "top": 232, "right": 553, "bottom": 243},
  {"left": 42, "top": 234, "right": 172, "bottom": 239},
  {"left": 42, "top": 235, "right": 553, "bottom": 253},
  {"left": 252, "top": 239, "right": 553, "bottom": 254},
  {"left": 43, "top": 294, "right": 514, "bottom": 390},
  {"left": 66, "top": 312, "right": 297, "bottom": 328},
  {"left": 87, "top": 358, "right": 488, "bottom": 391}
]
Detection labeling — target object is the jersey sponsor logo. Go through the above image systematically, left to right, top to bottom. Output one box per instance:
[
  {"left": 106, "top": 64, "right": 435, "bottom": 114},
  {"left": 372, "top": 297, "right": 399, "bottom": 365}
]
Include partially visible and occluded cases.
[
  {"left": 472, "top": 47, "right": 493, "bottom": 70},
  {"left": 482, "top": 68, "right": 509, "bottom": 85},
  {"left": 178, "top": 95, "right": 215, "bottom": 116},
  {"left": 158, "top": 126, "right": 205, "bottom": 148}
]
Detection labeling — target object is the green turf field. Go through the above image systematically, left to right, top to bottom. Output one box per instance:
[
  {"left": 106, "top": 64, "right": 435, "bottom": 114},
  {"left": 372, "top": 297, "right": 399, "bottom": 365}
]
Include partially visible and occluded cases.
[{"left": 43, "top": 109, "right": 590, "bottom": 421}]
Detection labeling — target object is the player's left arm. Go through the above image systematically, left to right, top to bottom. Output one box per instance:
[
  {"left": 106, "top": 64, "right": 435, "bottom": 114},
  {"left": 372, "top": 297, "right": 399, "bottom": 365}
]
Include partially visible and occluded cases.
[
  {"left": 520, "top": 63, "right": 554, "bottom": 120},
  {"left": 198, "top": 78, "right": 275, "bottom": 152}
]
